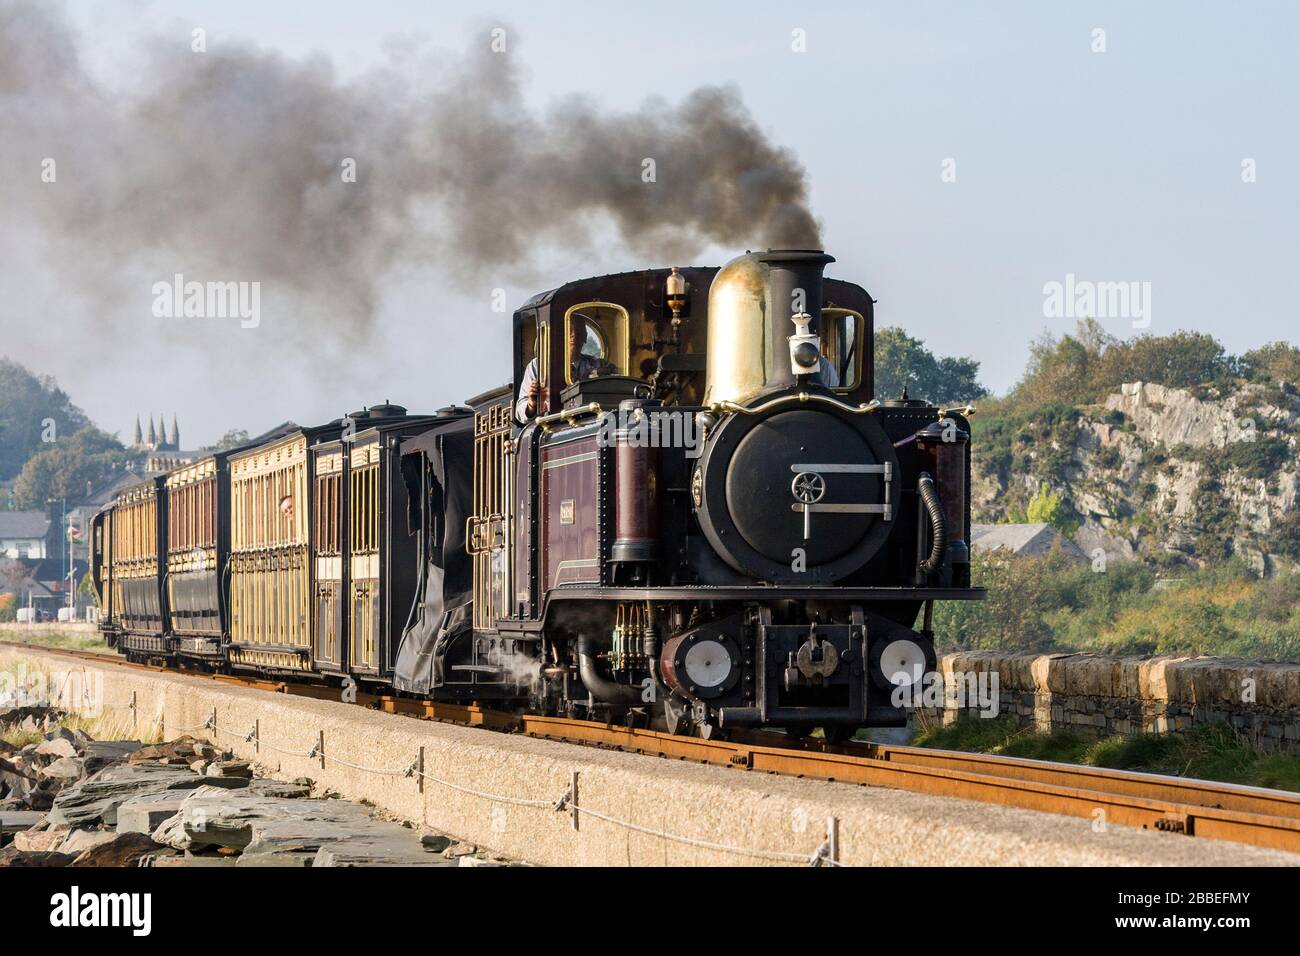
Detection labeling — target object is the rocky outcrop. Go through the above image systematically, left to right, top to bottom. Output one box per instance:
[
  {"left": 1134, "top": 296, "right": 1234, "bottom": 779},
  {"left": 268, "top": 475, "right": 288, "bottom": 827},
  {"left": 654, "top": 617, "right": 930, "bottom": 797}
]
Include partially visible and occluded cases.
[{"left": 974, "top": 380, "right": 1300, "bottom": 572}]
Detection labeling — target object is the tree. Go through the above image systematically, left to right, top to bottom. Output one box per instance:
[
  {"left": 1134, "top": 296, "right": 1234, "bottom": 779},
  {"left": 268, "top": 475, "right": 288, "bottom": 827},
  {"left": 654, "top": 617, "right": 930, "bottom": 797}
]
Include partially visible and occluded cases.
[
  {"left": 1012, "top": 322, "right": 1236, "bottom": 406},
  {"left": 873, "top": 327, "right": 988, "bottom": 403},
  {"left": 1097, "top": 331, "right": 1230, "bottom": 390},
  {"left": 1240, "top": 342, "right": 1300, "bottom": 386},
  {"left": 0, "top": 358, "right": 92, "bottom": 481},
  {"left": 13, "top": 426, "right": 131, "bottom": 508},
  {"left": 211, "top": 429, "right": 251, "bottom": 451},
  {"left": 1024, "top": 482, "right": 1079, "bottom": 535},
  {"left": 0, "top": 558, "right": 34, "bottom": 595}
]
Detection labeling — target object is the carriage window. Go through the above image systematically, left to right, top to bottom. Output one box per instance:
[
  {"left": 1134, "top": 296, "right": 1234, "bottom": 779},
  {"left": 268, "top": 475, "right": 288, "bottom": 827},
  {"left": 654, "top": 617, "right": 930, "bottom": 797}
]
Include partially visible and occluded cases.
[
  {"left": 564, "top": 302, "right": 629, "bottom": 385},
  {"left": 821, "top": 307, "right": 863, "bottom": 391}
]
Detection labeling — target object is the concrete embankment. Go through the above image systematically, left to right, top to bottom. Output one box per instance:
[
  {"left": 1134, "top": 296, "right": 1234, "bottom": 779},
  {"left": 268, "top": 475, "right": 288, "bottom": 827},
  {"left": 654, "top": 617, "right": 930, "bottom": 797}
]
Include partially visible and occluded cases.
[{"left": 3, "top": 644, "right": 1297, "bottom": 866}]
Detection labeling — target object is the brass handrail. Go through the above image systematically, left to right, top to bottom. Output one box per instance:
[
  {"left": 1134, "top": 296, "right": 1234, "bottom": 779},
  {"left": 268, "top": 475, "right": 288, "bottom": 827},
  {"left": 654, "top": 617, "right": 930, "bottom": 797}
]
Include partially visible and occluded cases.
[
  {"left": 709, "top": 393, "right": 880, "bottom": 417},
  {"left": 536, "top": 402, "right": 602, "bottom": 431}
]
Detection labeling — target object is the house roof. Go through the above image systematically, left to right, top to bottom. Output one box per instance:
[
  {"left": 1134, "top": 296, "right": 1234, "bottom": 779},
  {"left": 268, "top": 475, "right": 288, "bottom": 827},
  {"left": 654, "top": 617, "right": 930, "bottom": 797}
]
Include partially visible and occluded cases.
[
  {"left": 0, "top": 511, "right": 51, "bottom": 540},
  {"left": 970, "top": 523, "right": 1088, "bottom": 560}
]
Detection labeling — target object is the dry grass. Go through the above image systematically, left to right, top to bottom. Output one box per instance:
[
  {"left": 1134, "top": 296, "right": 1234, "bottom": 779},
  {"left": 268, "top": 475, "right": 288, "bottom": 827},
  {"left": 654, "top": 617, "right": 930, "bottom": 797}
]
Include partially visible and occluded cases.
[{"left": 1, "top": 654, "right": 163, "bottom": 745}]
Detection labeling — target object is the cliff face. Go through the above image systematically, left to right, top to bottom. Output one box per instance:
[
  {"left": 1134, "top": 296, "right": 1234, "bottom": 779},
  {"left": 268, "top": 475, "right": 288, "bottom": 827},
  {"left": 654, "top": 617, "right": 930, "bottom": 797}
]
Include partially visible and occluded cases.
[{"left": 972, "top": 382, "right": 1300, "bottom": 574}]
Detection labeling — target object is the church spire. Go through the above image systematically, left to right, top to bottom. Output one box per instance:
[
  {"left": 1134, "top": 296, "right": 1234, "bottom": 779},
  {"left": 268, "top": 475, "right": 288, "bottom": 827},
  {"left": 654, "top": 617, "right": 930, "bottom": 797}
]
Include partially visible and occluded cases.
[
  {"left": 170, "top": 414, "right": 179, "bottom": 449},
  {"left": 133, "top": 415, "right": 143, "bottom": 447},
  {"left": 147, "top": 416, "right": 156, "bottom": 446}
]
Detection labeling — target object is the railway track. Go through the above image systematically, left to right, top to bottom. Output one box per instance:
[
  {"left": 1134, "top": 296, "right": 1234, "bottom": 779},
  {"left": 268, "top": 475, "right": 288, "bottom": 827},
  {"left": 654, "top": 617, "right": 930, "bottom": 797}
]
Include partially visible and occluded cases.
[{"left": 7, "top": 639, "right": 1300, "bottom": 856}]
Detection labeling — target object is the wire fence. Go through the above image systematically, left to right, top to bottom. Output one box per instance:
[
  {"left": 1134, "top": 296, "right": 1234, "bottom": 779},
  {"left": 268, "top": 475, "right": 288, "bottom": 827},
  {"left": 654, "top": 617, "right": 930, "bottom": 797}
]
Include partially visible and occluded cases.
[{"left": 168, "top": 706, "right": 842, "bottom": 865}]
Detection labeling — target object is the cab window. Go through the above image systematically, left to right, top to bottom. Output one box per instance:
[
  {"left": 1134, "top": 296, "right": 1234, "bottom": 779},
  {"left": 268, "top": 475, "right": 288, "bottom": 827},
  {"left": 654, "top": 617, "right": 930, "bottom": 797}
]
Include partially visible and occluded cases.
[
  {"left": 564, "top": 302, "right": 629, "bottom": 385},
  {"left": 821, "top": 307, "right": 863, "bottom": 391}
]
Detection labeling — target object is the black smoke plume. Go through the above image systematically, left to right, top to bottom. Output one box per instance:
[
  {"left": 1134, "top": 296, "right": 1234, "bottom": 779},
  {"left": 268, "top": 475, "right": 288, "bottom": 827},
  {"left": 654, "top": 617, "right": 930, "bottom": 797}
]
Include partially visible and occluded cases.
[{"left": 2, "top": 1, "right": 821, "bottom": 341}]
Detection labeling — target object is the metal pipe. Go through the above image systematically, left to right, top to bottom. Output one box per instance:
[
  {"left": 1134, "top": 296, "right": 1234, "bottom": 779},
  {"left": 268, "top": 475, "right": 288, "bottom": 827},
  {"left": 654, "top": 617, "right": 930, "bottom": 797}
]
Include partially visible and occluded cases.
[{"left": 576, "top": 634, "right": 644, "bottom": 709}]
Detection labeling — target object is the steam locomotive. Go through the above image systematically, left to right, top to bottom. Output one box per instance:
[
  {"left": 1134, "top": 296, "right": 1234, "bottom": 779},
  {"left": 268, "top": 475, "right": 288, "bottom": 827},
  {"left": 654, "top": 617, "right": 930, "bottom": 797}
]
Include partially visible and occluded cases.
[{"left": 91, "top": 249, "right": 983, "bottom": 740}]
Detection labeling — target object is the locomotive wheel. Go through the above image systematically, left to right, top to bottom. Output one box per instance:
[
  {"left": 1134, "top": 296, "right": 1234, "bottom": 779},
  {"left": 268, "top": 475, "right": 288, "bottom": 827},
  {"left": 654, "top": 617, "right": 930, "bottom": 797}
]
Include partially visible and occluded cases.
[{"left": 820, "top": 726, "right": 854, "bottom": 745}]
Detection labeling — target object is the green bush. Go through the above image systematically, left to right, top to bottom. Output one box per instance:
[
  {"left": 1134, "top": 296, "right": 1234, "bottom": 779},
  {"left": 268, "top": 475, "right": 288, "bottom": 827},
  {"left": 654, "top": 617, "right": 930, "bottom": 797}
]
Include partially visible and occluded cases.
[{"left": 935, "top": 553, "right": 1300, "bottom": 661}]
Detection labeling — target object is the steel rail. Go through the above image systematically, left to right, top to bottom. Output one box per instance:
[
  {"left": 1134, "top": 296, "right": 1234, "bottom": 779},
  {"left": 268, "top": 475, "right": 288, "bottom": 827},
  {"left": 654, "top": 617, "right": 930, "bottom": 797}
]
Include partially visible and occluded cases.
[{"left": 5, "top": 639, "right": 1300, "bottom": 856}]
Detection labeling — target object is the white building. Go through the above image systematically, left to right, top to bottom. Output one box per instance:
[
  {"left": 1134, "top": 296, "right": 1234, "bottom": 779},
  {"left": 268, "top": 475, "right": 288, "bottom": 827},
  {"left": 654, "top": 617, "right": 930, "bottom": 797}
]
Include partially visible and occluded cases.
[{"left": 0, "top": 511, "right": 51, "bottom": 560}]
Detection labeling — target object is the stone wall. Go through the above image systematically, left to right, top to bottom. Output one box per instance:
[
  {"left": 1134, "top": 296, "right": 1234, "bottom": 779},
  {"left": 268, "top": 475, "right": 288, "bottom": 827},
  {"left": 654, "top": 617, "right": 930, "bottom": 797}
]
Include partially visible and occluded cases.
[{"left": 922, "top": 651, "right": 1300, "bottom": 753}]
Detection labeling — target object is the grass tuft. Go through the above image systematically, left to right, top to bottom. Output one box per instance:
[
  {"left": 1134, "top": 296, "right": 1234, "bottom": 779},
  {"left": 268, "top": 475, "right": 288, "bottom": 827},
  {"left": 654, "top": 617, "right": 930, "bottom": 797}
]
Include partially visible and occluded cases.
[{"left": 915, "top": 717, "right": 1300, "bottom": 793}]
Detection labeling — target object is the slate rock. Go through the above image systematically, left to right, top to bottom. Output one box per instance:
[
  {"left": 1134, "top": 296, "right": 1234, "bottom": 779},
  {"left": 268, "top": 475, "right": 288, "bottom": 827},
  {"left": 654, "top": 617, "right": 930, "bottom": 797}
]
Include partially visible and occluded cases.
[
  {"left": 35, "top": 737, "right": 78, "bottom": 759},
  {"left": 129, "top": 737, "right": 213, "bottom": 766},
  {"left": 82, "top": 740, "right": 142, "bottom": 763},
  {"left": 38, "top": 756, "right": 84, "bottom": 783},
  {"left": 207, "top": 760, "right": 252, "bottom": 779},
  {"left": 49, "top": 761, "right": 248, "bottom": 827},
  {"left": 0, "top": 762, "right": 35, "bottom": 802},
  {"left": 245, "top": 779, "right": 312, "bottom": 799},
  {"left": 25, "top": 786, "right": 56, "bottom": 811},
  {"left": 158, "top": 790, "right": 433, "bottom": 865},
  {"left": 117, "top": 793, "right": 188, "bottom": 835},
  {"left": 0, "top": 810, "right": 45, "bottom": 834},
  {"left": 59, "top": 828, "right": 120, "bottom": 856},
  {"left": 12, "top": 829, "right": 66, "bottom": 853},
  {"left": 72, "top": 831, "right": 170, "bottom": 867},
  {"left": 420, "top": 834, "right": 452, "bottom": 852},
  {"left": 315, "top": 835, "right": 454, "bottom": 867},
  {"left": 0, "top": 845, "right": 73, "bottom": 867},
  {"left": 236, "top": 849, "right": 317, "bottom": 867}
]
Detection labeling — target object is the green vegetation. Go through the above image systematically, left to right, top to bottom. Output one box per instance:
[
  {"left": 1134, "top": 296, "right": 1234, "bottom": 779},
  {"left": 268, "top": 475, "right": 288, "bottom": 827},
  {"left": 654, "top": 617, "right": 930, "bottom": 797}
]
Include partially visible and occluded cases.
[
  {"left": 1010, "top": 320, "right": 1237, "bottom": 410},
  {"left": 970, "top": 323, "right": 1300, "bottom": 490},
  {"left": 873, "top": 327, "right": 987, "bottom": 404},
  {"left": 1238, "top": 341, "right": 1300, "bottom": 387},
  {"left": 0, "top": 359, "right": 94, "bottom": 483},
  {"left": 12, "top": 425, "right": 132, "bottom": 509},
  {"left": 212, "top": 428, "right": 251, "bottom": 451},
  {"left": 1004, "top": 481, "right": 1079, "bottom": 534},
  {"left": 935, "top": 551, "right": 1300, "bottom": 660},
  {"left": 0, "top": 625, "right": 108, "bottom": 651},
  {"left": 914, "top": 717, "right": 1300, "bottom": 793}
]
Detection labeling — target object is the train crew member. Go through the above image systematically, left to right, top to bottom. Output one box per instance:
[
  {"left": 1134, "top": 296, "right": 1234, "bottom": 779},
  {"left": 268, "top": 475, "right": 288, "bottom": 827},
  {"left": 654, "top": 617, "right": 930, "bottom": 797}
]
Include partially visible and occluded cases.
[
  {"left": 515, "top": 314, "right": 615, "bottom": 423},
  {"left": 815, "top": 355, "right": 839, "bottom": 388}
]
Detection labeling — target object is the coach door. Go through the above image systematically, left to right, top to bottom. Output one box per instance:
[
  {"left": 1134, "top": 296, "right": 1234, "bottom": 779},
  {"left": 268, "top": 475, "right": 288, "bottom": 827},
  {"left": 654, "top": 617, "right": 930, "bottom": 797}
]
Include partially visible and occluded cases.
[
  {"left": 468, "top": 401, "right": 512, "bottom": 631},
  {"left": 313, "top": 445, "right": 346, "bottom": 670}
]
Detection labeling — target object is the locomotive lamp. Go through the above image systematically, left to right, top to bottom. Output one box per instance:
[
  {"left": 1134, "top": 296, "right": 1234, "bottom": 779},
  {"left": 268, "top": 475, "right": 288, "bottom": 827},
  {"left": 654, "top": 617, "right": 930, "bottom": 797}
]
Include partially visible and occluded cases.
[
  {"left": 665, "top": 267, "right": 689, "bottom": 327},
  {"left": 788, "top": 311, "right": 821, "bottom": 376}
]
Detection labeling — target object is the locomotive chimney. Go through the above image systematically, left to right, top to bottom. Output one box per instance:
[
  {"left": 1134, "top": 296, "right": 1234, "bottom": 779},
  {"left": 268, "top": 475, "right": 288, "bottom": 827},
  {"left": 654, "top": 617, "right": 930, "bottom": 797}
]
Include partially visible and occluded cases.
[{"left": 704, "top": 249, "right": 835, "bottom": 407}]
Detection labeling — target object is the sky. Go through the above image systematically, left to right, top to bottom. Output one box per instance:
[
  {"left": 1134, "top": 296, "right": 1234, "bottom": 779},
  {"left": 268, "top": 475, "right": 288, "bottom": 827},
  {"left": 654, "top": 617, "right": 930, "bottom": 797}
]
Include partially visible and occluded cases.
[{"left": 4, "top": 0, "right": 1297, "bottom": 447}]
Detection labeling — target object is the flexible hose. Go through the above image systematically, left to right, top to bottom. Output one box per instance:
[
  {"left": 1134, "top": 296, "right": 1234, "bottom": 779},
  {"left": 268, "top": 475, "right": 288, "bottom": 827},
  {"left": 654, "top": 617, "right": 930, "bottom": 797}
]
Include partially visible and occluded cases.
[{"left": 917, "top": 471, "right": 948, "bottom": 575}]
